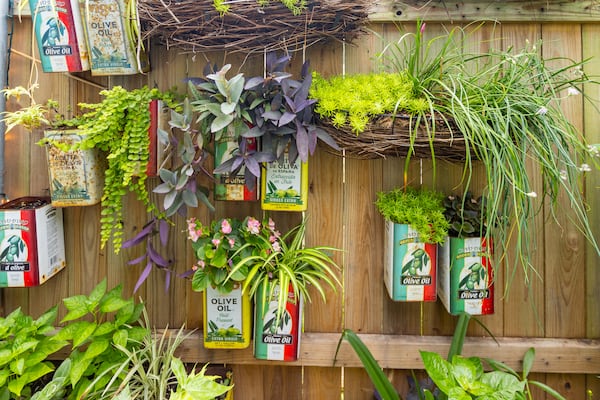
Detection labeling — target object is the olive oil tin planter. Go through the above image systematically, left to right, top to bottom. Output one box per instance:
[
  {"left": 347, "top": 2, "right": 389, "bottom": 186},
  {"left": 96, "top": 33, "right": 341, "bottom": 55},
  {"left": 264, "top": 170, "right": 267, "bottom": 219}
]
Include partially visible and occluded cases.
[
  {"left": 44, "top": 130, "right": 105, "bottom": 207},
  {"left": 214, "top": 135, "right": 259, "bottom": 201},
  {"left": 261, "top": 151, "right": 308, "bottom": 212},
  {"left": 384, "top": 222, "right": 438, "bottom": 302},
  {"left": 438, "top": 237, "right": 494, "bottom": 315},
  {"left": 254, "top": 282, "right": 303, "bottom": 361},
  {"left": 202, "top": 283, "right": 252, "bottom": 349}
]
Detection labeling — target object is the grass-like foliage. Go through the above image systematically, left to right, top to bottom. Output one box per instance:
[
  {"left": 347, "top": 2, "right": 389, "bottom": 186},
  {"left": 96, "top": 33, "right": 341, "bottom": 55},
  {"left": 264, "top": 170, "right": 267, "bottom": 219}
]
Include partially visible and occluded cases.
[{"left": 375, "top": 22, "right": 600, "bottom": 286}]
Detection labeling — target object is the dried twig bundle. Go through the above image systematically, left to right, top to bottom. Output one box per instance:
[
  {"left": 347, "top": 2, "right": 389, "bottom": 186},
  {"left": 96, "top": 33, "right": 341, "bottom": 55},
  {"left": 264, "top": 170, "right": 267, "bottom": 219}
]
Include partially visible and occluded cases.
[{"left": 137, "top": 0, "right": 370, "bottom": 53}]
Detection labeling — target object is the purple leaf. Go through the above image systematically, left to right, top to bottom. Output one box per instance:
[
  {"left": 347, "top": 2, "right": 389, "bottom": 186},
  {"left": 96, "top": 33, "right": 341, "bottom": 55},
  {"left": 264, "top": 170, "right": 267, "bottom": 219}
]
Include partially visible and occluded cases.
[
  {"left": 244, "top": 76, "right": 264, "bottom": 90},
  {"left": 262, "top": 110, "right": 282, "bottom": 121},
  {"left": 278, "top": 111, "right": 296, "bottom": 127},
  {"left": 241, "top": 125, "right": 264, "bottom": 138},
  {"left": 296, "top": 125, "right": 309, "bottom": 161},
  {"left": 315, "top": 127, "right": 342, "bottom": 150},
  {"left": 308, "top": 128, "right": 318, "bottom": 155},
  {"left": 253, "top": 151, "right": 276, "bottom": 163},
  {"left": 231, "top": 156, "right": 244, "bottom": 172},
  {"left": 245, "top": 156, "right": 261, "bottom": 178},
  {"left": 214, "top": 157, "right": 236, "bottom": 174},
  {"left": 159, "top": 219, "right": 169, "bottom": 246},
  {"left": 122, "top": 220, "right": 156, "bottom": 248},
  {"left": 148, "top": 243, "right": 170, "bottom": 267},
  {"left": 128, "top": 253, "right": 147, "bottom": 265},
  {"left": 134, "top": 262, "right": 153, "bottom": 293},
  {"left": 179, "top": 269, "right": 195, "bottom": 278},
  {"left": 164, "top": 270, "right": 171, "bottom": 293}
]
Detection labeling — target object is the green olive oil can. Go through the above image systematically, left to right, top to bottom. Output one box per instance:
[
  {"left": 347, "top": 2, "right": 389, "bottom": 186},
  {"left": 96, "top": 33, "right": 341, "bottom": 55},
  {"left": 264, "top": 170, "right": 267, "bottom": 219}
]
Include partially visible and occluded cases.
[
  {"left": 261, "top": 152, "right": 308, "bottom": 211},
  {"left": 384, "top": 222, "right": 438, "bottom": 302},
  {"left": 438, "top": 237, "right": 494, "bottom": 315},
  {"left": 202, "top": 283, "right": 251, "bottom": 349}
]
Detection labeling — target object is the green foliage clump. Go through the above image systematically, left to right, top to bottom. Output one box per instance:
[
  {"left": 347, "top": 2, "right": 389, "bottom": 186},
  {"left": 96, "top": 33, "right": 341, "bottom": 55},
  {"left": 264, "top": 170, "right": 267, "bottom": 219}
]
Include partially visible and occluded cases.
[
  {"left": 310, "top": 72, "right": 430, "bottom": 133},
  {"left": 76, "top": 86, "right": 174, "bottom": 252},
  {"left": 376, "top": 187, "right": 449, "bottom": 244}
]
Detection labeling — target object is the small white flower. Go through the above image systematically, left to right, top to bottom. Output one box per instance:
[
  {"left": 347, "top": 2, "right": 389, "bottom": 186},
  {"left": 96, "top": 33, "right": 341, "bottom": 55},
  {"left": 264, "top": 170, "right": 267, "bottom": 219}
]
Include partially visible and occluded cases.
[
  {"left": 567, "top": 87, "right": 580, "bottom": 96},
  {"left": 536, "top": 106, "right": 548, "bottom": 115},
  {"left": 588, "top": 145, "right": 600, "bottom": 157},
  {"left": 579, "top": 163, "right": 592, "bottom": 172},
  {"left": 560, "top": 170, "right": 568, "bottom": 180},
  {"left": 526, "top": 192, "right": 538, "bottom": 198}
]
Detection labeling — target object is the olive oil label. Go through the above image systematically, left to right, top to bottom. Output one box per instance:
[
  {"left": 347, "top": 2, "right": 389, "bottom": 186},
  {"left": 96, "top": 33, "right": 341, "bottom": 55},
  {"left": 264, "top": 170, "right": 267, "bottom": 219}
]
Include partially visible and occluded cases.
[
  {"left": 29, "top": 0, "right": 90, "bottom": 72},
  {"left": 79, "top": 0, "right": 148, "bottom": 75},
  {"left": 45, "top": 130, "right": 105, "bottom": 207},
  {"left": 214, "top": 137, "right": 258, "bottom": 201},
  {"left": 261, "top": 152, "right": 308, "bottom": 211},
  {"left": 0, "top": 198, "right": 66, "bottom": 287},
  {"left": 384, "top": 222, "right": 437, "bottom": 302},
  {"left": 438, "top": 237, "right": 494, "bottom": 315},
  {"left": 254, "top": 283, "right": 302, "bottom": 361},
  {"left": 203, "top": 284, "right": 251, "bottom": 348}
]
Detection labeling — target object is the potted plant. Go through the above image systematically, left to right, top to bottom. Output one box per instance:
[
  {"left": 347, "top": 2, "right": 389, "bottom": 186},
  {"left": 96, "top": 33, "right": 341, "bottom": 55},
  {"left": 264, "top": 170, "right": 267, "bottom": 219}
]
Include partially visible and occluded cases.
[
  {"left": 310, "top": 21, "right": 600, "bottom": 289},
  {"left": 187, "top": 52, "right": 339, "bottom": 208},
  {"left": 2, "top": 84, "right": 174, "bottom": 252},
  {"left": 1, "top": 85, "right": 106, "bottom": 208},
  {"left": 375, "top": 187, "right": 449, "bottom": 302},
  {"left": 438, "top": 193, "right": 494, "bottom": 316},
  {"left": 226, "top": 216, "right": 341, "bottom": 361},
  {"left": 187, "top": 217, "right": 254, "bottom": 349},
  {"left": 338, "top": 313, "right": 567, "bottom": 400}
]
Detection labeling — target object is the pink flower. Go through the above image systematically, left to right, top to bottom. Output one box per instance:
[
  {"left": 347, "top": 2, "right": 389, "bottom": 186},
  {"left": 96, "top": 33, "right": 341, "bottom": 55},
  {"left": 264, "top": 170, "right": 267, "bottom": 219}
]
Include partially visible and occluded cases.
[
  {"left": 420, "top": 22, "right": 426, "bottom": 34},
  {"left": 247, "top": 217, "right": 261, "bottom": 234},
  {"left": 187, "top": 218, "right": 202, "bottom": 242},
  {"left": 268, "top": 218, "right": 276, "bottom": 231},
  {"left": 221, "top": 219, "right": 232, "bottom": 234},
  {"left": 212, "top": 238, "right": 221, "bottom": 247},
  {"left": 228, "top": 238, "right": 235, "bottom": 247},
  {"left": 272, "top": 241, "right": 281, "bottom": 252}
]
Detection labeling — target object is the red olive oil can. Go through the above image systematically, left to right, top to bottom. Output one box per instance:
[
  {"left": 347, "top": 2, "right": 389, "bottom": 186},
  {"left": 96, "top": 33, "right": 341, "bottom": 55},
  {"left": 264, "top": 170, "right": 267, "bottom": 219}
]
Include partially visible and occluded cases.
[
  {"left": 0, "top": 197, "right": 66, "bottom": 287},
  {"left": 253, "top": 282, "right": 302, "bottom": 361}
]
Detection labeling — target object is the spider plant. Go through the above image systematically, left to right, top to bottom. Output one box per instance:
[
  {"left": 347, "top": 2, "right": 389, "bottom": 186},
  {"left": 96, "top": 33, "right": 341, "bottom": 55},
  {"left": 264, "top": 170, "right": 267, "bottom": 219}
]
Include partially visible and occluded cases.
[
  {"left": 376, "top": 22, "right": 600, "bottom": 288},
  {"left": 226, "top": 217, "right": 342, "bottom": 323}
]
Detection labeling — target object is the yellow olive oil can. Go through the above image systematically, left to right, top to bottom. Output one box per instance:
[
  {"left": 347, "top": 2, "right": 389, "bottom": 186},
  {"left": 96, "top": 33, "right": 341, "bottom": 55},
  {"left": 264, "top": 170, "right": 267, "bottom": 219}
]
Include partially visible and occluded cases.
[
  {"left": 44, "top": 130, "right": 105, "bottom": 207},
  {"left": 261, "top": 152, "right": 308, "bottom": 211},
  {"left": 438, "top": 237, "right": 494, "bottom": 315},
  {"left": 202, "top": 283, "right": 251, "bottom": 349}
]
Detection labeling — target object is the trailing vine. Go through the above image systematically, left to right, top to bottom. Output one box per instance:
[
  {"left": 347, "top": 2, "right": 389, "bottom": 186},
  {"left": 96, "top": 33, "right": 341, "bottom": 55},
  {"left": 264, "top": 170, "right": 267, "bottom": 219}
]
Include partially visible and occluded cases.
[{"left": 77, "top": 86, "right": 173, "bottom": 252}]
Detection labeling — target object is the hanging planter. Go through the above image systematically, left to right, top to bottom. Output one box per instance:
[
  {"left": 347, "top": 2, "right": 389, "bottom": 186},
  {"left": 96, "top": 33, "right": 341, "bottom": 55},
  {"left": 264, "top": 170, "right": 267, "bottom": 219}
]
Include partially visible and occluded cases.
[
  {"left": 137, "top": 0, "right": 369, "bottom": 54},
  {"left": 44, "top": 130, "right": 105, "bottom": 207},
  {"left": 376, "top": 187, "right": 448, "bottom": 302},
  {"left": 438, "top": 193, "right": 494, "bottom": 315},
  {"left": 384, "top": 223, "right": 438, "bottom": 302},
  {"left": 438, "top": 237, "right": 494, "bottom": 316},
  {"left": 253, "top": 282, "right": 303, "bottom": 361},
  {"left": 203, "top": 283, "right": 252, "bottom": 349}
]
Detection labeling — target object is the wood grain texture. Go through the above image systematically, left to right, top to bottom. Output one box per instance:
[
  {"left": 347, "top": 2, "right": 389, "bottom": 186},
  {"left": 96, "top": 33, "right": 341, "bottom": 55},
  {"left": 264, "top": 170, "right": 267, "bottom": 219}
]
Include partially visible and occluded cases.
[
  {"left": 370, "top": 0, "right": 600, "bottom": 22},
  {"left": 4, "top": 17, "right": 600, "bottom": 397},
  {"left": 498, "top": 23, "right": 545, "bottom": 338},
  {"left": 542, "top": 24, "right": 586, "bottom": 340},
  {"left": 582, "top": 24, "right": 600, "bottom": 340}
]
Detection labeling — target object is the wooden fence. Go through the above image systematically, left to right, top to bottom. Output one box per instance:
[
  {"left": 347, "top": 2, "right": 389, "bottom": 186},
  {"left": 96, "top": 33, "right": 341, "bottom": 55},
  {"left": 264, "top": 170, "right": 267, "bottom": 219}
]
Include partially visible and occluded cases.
[{"left": 3, "top": 5, "right": 600, "bottom": 399}]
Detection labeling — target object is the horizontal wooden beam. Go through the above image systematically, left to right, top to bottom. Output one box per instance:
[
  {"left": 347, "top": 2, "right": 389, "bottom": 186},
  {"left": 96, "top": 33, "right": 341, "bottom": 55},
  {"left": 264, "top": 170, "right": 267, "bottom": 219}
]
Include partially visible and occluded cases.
[
  {"left": 369, "top": 0, "right": 600, "bottom": 23},
  {"left": 74, "top": 331, "right": 598, "bottom": 374}
]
